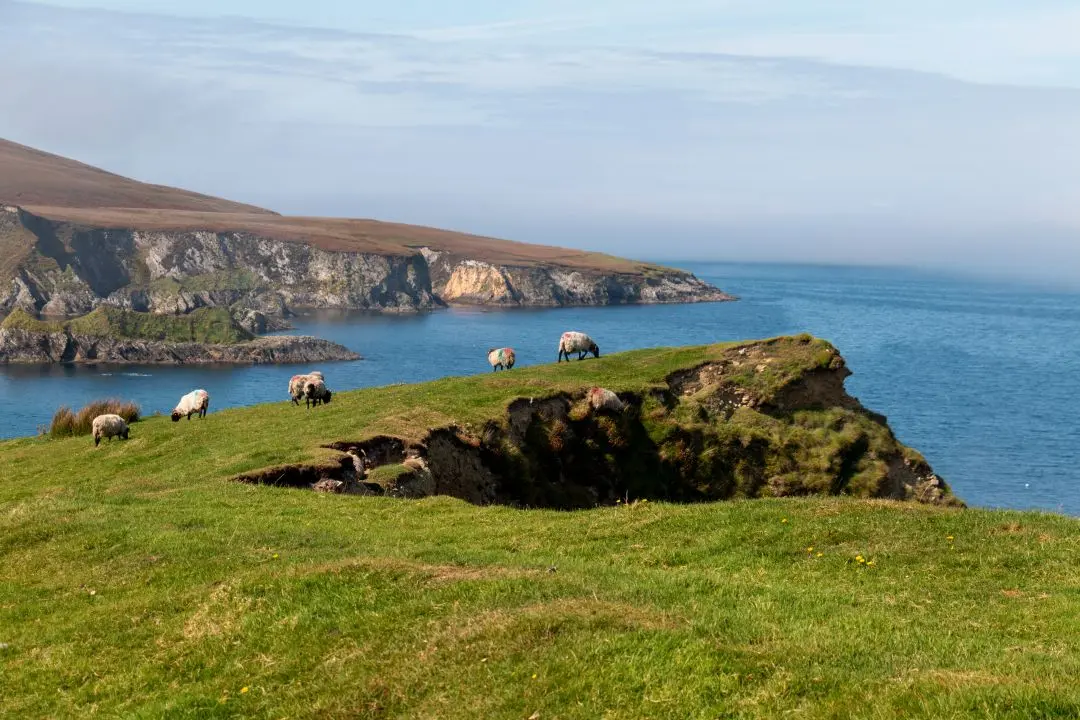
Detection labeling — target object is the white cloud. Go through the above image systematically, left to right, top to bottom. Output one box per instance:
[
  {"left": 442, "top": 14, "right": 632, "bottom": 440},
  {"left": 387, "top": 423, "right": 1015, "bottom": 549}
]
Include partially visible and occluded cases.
[{"left": 2, "top": 1, "right": 1080, "bottom": 274}]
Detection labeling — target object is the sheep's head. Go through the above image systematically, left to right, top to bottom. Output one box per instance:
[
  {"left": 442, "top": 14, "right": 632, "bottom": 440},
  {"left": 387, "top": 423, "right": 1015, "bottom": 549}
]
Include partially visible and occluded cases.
[
  {"left": 590, "top": 343, "right": 600, "bottom": 358},
  {"left": 323, "top": 390, "right": 333, "bottom": 404},
  {"left": 170, "top": 411, "right": 182, "bottom": 422}
]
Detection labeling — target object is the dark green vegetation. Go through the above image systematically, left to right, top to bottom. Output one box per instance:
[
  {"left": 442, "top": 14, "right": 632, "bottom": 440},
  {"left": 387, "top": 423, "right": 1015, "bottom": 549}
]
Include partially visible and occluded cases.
[
  {"left": 2, "top": 306, "right": 254, "bottom": 345},
  {"left": 2, "top": 338, "right": 1074, "bottom": 718},
  {"left": 47, "top": 399, "right": 141, "bottom": 438}
]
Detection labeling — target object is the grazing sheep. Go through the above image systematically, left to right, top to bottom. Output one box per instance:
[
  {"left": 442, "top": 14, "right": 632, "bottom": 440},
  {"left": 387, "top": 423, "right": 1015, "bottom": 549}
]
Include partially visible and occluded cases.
[
  {"left": 557, "top": 331, "right": 600, "bottom": 362},
  {"left": 487, "top": 347, "right": 516, "bottom": 371},
  {"left": 289, "top": 371, "right": 324, "bottom": 405},
  {"left": 304, "top": 378, "right": 333, "bottom": 408},
  {"left": 587, "top": 387, "right": 625, "bottom": 413},
  {"left": 171, "top": 389, "right": 210, "bottom": 422},
  {"left": 92, "top": 414, "right": 130, "bottom": 447}
]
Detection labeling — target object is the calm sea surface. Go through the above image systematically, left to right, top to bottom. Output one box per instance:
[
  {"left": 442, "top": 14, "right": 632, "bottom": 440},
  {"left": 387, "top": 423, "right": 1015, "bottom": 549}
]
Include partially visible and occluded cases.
[{"left": 2, "top": 263, "right": 1077, "bottom": 514}]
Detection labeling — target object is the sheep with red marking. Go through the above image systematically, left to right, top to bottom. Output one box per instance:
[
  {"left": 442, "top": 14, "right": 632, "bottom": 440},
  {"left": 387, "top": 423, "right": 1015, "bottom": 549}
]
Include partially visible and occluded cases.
[
  {"left": 487, "top": 347, "right": 516, "bottom": 371},
  {"left": 288, "top": 371, "right": 324, "bottom": 405},
  {"left": 587, "top": 387, "right": 625, "bottom": 413}
]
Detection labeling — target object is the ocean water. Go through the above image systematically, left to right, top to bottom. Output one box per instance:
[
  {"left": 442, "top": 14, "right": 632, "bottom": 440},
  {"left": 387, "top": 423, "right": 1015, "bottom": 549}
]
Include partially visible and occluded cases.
[{"left": 1, "top": 262, "right": 1076, "bottom": 515}]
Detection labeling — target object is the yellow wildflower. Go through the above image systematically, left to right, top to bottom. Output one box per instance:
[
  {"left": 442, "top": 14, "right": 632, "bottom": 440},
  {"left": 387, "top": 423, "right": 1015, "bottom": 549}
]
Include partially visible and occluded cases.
[
  {"left": 781, "top": 518, "right": 788, "bottom": 524},
  {"left": 946, "top": 536, "right": 954, "bottom": 541},
  {"left": 806, "top": 547, "right": 814, "bottom": 553},
  {"left": 816, "top": 553, "right": 824, "bottom": 558},
  {"left": 856, "top": 555, "right": 865, "bottom": 564},
  {"left": 867, "top": 561, "right": 875, "bottom": 567},
  {"left": 240, "top": 687, "right": 249, "bottom": 694}
]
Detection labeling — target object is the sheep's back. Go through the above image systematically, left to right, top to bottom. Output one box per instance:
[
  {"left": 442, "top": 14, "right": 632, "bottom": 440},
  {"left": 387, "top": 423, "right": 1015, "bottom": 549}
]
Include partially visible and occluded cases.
[
  {"left": 560, "top": 332, "right": 592, "bottom": 352},
  {"left": 92, "top": 413, "right": 128, "bottom": 437}
]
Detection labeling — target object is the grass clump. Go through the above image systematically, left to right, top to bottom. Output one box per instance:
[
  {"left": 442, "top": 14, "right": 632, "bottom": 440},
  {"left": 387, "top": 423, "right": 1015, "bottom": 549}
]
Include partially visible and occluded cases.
[
  {"left": 3, "top": 306, "right": 253, "bottom": 344},
  {"left": 0, "top": 307, "right": 64, "bottom": 333},
  {"left": 47, "top": 399, "right": 140, "bottom": 438}
]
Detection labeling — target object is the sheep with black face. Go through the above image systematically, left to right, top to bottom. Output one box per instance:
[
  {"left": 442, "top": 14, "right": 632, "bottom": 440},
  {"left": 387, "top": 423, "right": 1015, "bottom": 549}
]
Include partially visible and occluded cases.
[
  {"left": 557, "top": 331, "right": 600, "bottom": 362},
  {"left": 288, "top": 371, "right": 324, "bottom": 405},
  {"left": 303, "top": 378, "right": 333, "bottom": 408},
  {"left": 171, "top": 389, "right": 209, "bottom": 422},
  {"left": 92, "top": 414, "right": 130, "bottom": 446}
]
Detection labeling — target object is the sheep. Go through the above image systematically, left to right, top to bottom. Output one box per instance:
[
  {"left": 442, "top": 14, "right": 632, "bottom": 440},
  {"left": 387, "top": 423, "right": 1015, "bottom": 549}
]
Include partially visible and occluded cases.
[
  {"left": 557, "top": 331, "right": 600, "bottom": 362},
  {"left": 487, "top": 347, "right": 516, "bottom": 371},
  {"left": 289, "top": 371, "right": 324, "bottom": 405},
  {"left": 303, "top": 378, "right": 333, "bottom": 408},
  {"left": 587, "top": 387, "right": 625, "bottom": 413},
  {"left": 171, "top": 389, "right": 209, "bottom": 422},
  {"left": 92, "top": 414, "right": 130, "bottom": 447}
]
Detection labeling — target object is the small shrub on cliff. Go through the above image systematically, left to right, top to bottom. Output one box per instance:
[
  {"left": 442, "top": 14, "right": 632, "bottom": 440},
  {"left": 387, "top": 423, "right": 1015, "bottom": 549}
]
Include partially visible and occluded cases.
[{"left": 48, "top": 399, "right": 140, "bottom": 438}]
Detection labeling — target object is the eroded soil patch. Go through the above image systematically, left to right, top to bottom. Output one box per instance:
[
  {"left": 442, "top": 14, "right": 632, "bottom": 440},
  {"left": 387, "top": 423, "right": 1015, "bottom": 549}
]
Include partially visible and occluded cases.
[{"left": 231, "top": 340, "right": 960, "bottom": 508}]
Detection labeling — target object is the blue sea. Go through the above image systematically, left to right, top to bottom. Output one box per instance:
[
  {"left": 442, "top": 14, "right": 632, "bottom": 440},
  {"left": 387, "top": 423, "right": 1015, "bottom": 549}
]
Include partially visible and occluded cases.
[{"left": 1, "top": 263, "right": 1076, "bottom": 515}]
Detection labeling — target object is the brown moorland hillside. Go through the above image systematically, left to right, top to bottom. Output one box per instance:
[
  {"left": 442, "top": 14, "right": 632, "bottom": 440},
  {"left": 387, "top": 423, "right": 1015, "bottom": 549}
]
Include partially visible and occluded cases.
[
  {"left": 0, "top": 138, "right": 272, "bottom": 214},
  {"left": 2, "top": 138, "right": 662, "bottom": 273},
  {"left": 21, "top": 206, "right": 659, "bottom": 273}
]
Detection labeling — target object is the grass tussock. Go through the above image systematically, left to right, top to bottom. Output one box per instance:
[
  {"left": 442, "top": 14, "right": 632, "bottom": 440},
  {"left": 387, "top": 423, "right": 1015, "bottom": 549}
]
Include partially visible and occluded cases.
[
  {"left": 2, "top": 306, "right": 253, "bottom": 344},
  {"left": 47, "top": 399, "right": 140, "bottom": 438}
]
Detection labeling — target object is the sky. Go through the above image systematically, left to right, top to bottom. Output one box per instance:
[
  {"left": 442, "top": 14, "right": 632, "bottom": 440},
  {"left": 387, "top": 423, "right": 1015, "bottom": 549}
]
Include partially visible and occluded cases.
[{"left": 2, "top": 0, "right": 1080, "bottom": 279}]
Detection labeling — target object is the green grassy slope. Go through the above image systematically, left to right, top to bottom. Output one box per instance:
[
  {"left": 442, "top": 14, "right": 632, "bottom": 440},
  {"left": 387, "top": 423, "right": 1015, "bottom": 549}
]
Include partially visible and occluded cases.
[
  {"left": 1, "top": 306, "right": 254, "bottom": 344},
  {"left": 1, "top": 341, "right": 1077, "bottom": 718}
]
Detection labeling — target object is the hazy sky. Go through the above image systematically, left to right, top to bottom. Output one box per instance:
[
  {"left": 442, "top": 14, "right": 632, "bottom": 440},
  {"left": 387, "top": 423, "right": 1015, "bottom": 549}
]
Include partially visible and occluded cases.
[{"left": 2, "top": 0, "right": 1079, "bottom": 277}]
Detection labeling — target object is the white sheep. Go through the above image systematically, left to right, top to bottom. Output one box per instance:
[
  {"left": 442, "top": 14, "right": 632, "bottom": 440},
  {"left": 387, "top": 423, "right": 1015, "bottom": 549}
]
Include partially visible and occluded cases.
[
  {"left": 557, "top": 331, "right": 600, "bottom": 362},
  {"left": 487, "top": 347, "right": 516, "bottom": 371},
  {"left": 288, "top": 371, "right": 324, "bottom": 405},
  {"left": 303, "top": 378, "right": 333, "bottom": 408},
  {"left": 587, "top": 387, "right": 625, "bottom": 413},
  {"left": 171, "top": 389, "right": 210, "bottom": 422},
  {"left": 92, "top": 414, "right": 130, "bottom": 446}
]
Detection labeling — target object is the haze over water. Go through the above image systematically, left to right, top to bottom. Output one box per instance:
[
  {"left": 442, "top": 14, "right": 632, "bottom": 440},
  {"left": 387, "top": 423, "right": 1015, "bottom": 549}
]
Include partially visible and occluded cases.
[{"left": 1, "top": 262, "right": 1076, "bottom": 515}]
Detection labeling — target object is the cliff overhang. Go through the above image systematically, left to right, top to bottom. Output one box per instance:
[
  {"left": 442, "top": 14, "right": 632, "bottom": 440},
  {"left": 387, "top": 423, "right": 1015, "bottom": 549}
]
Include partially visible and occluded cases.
[{"left": 232, "top": 336, "right": 959, "bottom": 509}]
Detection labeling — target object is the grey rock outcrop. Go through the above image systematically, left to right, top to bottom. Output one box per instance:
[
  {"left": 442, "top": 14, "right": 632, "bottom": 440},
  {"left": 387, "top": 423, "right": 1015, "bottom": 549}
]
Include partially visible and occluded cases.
[
  {"left": 0, "top": 207, "right": 732, "bottom": 322},
  {"left": 0, "top": 327, "right": 359, "bottom": 365}
]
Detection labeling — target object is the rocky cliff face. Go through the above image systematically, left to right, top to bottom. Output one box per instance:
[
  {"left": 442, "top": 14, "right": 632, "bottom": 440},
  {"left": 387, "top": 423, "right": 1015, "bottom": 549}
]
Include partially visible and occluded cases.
[
  {"left": 1, "top": 207, "right": 731, "bottom": 322},
  {"left": 422, "top": 249, "right": 725, "bottom": 306},
  {"left": 0, "top": 327, "right": 359, "bottom": 365},
  {"left": 235, "top": 338, "right": 959, "bottom": 509}
]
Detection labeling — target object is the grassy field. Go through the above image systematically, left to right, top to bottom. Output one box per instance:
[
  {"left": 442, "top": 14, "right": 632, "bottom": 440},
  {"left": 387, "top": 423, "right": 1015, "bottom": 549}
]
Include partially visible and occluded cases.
[
  {"left": 1, "top": 306, "right": 254, "bottom": 345},
  {"left": 1, "top": 341, "right": 1078, "bottom": 718}
]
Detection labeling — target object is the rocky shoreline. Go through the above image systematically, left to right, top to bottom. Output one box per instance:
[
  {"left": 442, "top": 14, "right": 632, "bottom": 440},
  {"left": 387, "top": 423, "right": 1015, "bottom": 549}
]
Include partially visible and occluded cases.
[
  {"left": 1, "top": 206, "right": 733, "bottom": 323},
  {"left": 0, "top": 327, "right": 360, "bottom": 365}
]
